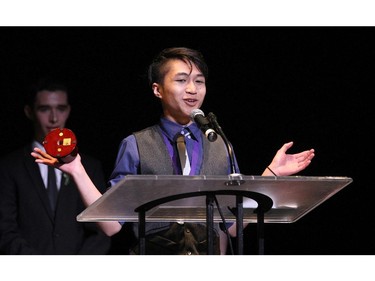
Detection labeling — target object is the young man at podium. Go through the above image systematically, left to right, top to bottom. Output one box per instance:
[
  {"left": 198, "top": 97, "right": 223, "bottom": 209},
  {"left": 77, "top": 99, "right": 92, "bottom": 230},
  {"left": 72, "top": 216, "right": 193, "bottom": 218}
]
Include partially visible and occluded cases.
[{"left": 31, "top": 47, "right": 315, "bottom": 255}]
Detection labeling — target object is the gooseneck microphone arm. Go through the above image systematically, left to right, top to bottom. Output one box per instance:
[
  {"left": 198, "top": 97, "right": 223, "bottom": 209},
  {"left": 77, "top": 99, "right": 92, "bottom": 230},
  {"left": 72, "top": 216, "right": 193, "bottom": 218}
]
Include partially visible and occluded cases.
[
  {"left": 207, "top": 112, "right": 237, "bottom": 175},
  {"left": 207, "top": 112, "right": 244, "bottom": 255}
]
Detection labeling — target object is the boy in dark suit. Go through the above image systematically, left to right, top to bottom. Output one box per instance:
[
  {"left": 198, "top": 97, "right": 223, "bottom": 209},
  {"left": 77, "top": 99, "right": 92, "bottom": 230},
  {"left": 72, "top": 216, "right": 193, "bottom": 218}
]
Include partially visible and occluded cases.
[{"left": 0, "top": 78, "right": 111, "bottom": 254}]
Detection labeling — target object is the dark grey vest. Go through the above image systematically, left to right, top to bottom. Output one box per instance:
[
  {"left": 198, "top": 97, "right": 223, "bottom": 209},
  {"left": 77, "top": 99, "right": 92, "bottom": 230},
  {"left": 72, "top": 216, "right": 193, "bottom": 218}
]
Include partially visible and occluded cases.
[
  {"left": 131, "top": 125, "right": 229, "bottom": 254},
  {"left": 133, "top": 125, "right": 229, "bottom": 175}
]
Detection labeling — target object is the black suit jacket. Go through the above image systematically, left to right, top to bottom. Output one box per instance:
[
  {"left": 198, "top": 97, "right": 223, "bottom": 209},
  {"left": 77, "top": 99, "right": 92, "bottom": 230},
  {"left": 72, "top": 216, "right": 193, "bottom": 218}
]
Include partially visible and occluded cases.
[{"left": 0, "top": 144, "right": 111, "bottom": 254}]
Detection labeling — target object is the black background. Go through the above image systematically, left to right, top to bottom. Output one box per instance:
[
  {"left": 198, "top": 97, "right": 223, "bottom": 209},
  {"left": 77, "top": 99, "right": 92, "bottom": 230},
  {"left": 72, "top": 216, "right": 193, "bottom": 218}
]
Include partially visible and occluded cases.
[{"left": 0, "top": 26, "right": 372, "bottom": 254}]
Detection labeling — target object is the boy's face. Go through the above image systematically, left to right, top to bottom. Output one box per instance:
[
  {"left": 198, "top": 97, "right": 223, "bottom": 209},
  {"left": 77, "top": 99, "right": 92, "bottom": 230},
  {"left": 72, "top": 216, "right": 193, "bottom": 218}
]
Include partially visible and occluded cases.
[
  {"left": 152, "top": 59, "right": 206, "bottom": 125},
  {"left": 25, "top": 90, "right": 71, "bottom": 143}
]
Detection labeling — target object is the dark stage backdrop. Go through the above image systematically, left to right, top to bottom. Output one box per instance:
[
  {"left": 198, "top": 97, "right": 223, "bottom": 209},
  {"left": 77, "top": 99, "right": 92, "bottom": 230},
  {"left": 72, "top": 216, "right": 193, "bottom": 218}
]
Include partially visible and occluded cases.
[{"left": 0, "top": 26, "right": 372, "bottom": 254}]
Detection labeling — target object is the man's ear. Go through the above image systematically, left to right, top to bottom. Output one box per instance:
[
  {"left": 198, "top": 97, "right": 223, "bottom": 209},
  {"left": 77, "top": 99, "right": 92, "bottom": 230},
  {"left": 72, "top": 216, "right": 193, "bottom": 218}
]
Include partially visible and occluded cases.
[
  {"left": 152, "top": 83, "right": 162, "bottom": 99},
  {"left": 66, "top": 104, "right": 71, "bottom": 116},
  {"left": 24, "top": 105, "right": 34, "bottom": 120}
]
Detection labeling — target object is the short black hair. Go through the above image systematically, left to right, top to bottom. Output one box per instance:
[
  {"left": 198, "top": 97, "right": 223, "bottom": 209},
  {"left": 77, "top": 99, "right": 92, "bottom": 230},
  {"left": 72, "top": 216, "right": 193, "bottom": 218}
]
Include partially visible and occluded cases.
[
  {"left": 147, "top": 47, "right": 208, "bottom": 87},
  {"left": 24, "top": 77, "right": 69, "bottom": 106}
]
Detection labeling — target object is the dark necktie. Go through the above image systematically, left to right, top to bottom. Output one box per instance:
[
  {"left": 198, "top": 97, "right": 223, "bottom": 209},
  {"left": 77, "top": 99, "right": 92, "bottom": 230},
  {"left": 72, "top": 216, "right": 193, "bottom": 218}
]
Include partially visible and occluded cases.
[
  {"left": 176, "top": 134, "right": 191, "bottom": 175},
  {"left": 47, "top": 166, "right": 58, "bottom": 212}
]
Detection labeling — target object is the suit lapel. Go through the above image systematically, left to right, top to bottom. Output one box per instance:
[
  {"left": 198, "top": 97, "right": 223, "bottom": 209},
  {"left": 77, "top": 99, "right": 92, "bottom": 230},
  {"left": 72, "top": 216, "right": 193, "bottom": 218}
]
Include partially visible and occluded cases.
[{"left": 23, "top": 145, "right": 55, "bottom": 221}]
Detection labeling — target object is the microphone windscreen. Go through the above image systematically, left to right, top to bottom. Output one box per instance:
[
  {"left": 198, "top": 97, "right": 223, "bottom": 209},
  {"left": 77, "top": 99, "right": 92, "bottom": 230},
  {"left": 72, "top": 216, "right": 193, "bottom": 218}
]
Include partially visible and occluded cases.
[{"left": 190, "top": 108, "right": 205, "bottom": 120}]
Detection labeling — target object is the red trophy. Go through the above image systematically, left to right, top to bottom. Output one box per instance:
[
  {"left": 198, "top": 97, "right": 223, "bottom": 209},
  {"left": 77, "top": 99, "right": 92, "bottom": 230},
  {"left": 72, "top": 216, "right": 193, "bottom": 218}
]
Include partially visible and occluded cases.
[{"left": 43, "top": 128, "right": 78, "bottom": 163}]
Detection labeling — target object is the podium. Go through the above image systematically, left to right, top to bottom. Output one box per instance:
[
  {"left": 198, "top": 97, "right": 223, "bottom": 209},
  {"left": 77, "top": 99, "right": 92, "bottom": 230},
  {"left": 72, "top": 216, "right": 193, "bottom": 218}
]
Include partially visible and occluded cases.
[{"left": 77, "top": 174, "right": 353, "bottom": 254}]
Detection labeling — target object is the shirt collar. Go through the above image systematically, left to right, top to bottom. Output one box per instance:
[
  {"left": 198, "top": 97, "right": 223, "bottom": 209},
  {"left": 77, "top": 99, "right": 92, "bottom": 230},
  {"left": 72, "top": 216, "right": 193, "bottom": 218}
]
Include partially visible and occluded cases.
[
  {"left": 159, "top": 117, "right": 200, "bottom": 141},
  {"left": 32, "top": 140, "right": 45, "bottom": 151}
]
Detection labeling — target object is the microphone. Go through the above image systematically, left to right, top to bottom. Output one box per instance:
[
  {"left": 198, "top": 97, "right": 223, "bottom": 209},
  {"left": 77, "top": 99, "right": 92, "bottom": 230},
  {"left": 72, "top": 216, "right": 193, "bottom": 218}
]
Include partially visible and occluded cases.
[{"left": 190, "top": 109, "right": 218, "bottom": 142}]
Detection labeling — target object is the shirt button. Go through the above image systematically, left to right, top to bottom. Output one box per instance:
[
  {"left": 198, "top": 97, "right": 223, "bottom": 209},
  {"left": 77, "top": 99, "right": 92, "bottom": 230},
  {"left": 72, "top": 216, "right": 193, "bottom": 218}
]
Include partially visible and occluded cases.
[{"left": 185, "top": 229, "right": 190, "bottom": 233}]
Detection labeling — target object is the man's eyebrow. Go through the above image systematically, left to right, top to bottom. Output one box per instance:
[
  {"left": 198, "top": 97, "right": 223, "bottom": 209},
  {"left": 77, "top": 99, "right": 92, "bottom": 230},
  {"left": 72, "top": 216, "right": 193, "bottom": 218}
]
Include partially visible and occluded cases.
[
  {"left": 174, "top": 72, "right": 189, "bottom": 76},
  {"left": 174, "top": 72, "right": 204, "bottom": 77},
  {"left": 36, "top": 104, "right": 69, "bottom": 108}
]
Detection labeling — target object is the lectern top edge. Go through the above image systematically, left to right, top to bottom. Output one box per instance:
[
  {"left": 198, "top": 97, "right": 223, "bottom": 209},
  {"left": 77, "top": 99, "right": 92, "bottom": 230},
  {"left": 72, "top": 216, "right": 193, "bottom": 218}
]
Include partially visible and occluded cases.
[{"left": 77, "top": 175, "right": 353, "bottom": 224}]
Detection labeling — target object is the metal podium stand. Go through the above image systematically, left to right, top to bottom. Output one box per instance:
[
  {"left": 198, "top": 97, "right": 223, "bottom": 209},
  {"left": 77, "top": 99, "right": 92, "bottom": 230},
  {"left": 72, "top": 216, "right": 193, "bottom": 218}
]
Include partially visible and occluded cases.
[{"left": 77, "top": 174, "right": 353, "bottom": 254}]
